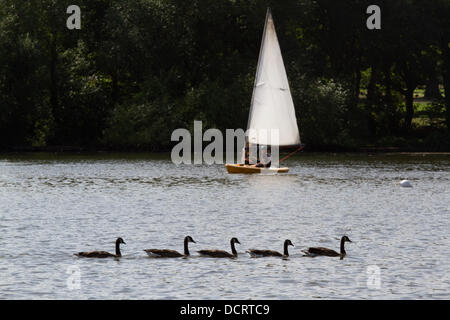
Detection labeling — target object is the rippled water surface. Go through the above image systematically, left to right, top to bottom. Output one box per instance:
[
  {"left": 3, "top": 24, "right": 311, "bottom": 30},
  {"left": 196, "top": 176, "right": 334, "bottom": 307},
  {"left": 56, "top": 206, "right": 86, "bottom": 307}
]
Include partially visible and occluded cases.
[{"left": 0, "top": 153, "right": 449, "bottom": 299}]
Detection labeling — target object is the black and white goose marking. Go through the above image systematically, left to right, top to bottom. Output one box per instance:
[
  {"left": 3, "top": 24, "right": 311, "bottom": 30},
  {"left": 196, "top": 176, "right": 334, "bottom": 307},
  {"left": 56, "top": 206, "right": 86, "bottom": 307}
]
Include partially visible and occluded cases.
[
  {"left": 144, "top": 236, "right": 196, "bottom": 258},
  {"left": 303, "top": 236, "right": 352, "bottom": 260},
  {"left": 75, "top": 237, "right": 125, "bottom": 258},
  {"left": 198, "top": 237, "right": 240, "bottom": 258},
  {"left": 247, "top": 239, "right": 294, "bottom": 258}
]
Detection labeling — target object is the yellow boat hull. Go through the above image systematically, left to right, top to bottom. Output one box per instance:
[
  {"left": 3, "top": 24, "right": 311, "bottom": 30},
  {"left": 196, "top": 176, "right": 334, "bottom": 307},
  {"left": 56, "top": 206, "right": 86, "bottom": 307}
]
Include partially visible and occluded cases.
[{"left": 225, "top": 164, "right": 289, "bottom": 174}]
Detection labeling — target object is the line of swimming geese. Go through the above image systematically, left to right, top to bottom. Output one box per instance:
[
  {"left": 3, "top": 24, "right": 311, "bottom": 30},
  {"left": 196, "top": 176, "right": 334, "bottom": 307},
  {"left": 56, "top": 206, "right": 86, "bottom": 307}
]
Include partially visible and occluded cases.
[{"left": 75, "top": 235, "right": 352, "bottom": 260}]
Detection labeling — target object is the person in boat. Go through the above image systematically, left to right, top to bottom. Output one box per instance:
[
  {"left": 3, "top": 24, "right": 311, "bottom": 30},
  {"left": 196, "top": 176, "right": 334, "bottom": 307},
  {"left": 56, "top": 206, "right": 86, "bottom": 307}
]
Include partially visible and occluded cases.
[
  {"left": 243, "top": 143, "right": 258, "bottom": 165},
  {"left": 243, "top": 145, "right": 250, "bottom": 165},
  {"left": 255, "top": 145, "right": 271, "bottom": 168}
]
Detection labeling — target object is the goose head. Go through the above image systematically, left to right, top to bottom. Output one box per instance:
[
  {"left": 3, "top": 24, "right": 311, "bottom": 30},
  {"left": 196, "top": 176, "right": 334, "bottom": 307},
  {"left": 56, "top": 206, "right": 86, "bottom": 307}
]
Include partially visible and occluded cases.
[
  {"left": 185, "top": 236, "right": 196, "bottom": 243},
  {"left": 342, "top": 236, "right": 352, "bottom": 243},
  {"left": 116, "top": 237, "right": 126, "bottom": 245},
  {"left": 231, "top": 237, "right": 240, "bottom": 245},
  {"left": 285, "top": 239, "right": 294, "bottom": 247}
]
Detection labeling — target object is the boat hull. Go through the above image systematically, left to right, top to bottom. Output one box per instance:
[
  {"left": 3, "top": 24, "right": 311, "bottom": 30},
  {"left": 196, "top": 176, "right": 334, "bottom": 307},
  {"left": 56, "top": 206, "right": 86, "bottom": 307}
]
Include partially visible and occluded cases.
[{"left": 225, "top": 164, "right": 289, "bottom": 174}]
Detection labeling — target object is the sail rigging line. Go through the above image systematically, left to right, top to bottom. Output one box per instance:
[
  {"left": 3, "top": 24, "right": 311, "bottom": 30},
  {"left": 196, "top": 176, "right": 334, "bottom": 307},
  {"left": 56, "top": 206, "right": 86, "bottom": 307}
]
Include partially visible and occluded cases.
[{"left": 279, "top": 145, "right": 304, "bottom": 163}]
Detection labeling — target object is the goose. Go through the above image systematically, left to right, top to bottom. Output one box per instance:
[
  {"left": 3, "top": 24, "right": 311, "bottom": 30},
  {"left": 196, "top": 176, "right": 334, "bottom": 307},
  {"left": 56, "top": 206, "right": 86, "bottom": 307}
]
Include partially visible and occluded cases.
[
  {"left": 302, "top": 235, "right": 352, "bottom": 260},
  {"left": 144, "top": 236, "right": 196, "bottom": 258},
  {"left": 75, "top": 237, "right": 125, "bottom": 258},
  {"left": 198, "top": 237, "right": 240, "bottom": 258},
  {"left": 247, "top": 239, "right": 294, "bottom": 258}
]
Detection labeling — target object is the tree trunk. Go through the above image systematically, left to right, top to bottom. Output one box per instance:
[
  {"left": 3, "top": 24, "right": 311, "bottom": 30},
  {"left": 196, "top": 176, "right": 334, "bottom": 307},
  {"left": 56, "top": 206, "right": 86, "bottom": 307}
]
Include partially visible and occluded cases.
[
  {"left": 49, "top": 32, "right": 58, "bottom": 125},
  {"left": 442, "top": 36, "right": 450, "bottom": 130},
  {"left": 384, "top": 63, "right": 398, "bottom": 133},
  {"left": 366, "top": 65, "right": 379, "bottom": 138},
  {"left": 367, "top": 65, "right": 378, "bottom": 105},
  {"left": 384, "top": 65, "right": 393, "bottom": 105},
  {"left": 353, "top": 68, "right": 361, "bottom": 110},
  {"left": 111, "top": 71, "right": 119, "bottom": 105},
  {"left": 425, "top": 76, "right": 441, "bottom": 99},
  {"left": 404, "top": 86, "right": 415, "bottom": 131}
]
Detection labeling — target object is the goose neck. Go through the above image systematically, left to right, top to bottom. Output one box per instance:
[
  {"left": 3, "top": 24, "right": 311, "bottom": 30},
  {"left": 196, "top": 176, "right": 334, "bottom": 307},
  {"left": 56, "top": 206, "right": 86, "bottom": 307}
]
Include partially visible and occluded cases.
[
  {"left": 184, "top": 238, "right": 190, "bottom": 256},
  {"left": 340, "top": 238, "right": 346, "bottom": 255},
  {"left": 231, "top": 240, "right": 237, "bottom": 255},
  {"left": 115, "top": 241, "right": 122, "bottom": 257},
  {"left": 283, "top": 242, "right": 289, "bottom": 256}
]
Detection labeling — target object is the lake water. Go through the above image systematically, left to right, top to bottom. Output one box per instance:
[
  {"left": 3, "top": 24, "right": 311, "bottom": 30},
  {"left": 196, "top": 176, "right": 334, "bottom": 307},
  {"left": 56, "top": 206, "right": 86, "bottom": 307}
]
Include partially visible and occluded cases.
[{"left": 0, "top": 153, "right": 449, "bottom": 299}]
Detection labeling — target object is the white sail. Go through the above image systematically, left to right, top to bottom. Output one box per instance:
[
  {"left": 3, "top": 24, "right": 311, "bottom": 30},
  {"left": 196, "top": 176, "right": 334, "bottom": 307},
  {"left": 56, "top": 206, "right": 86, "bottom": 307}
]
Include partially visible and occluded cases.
[{"left": 247, "top": 9, "right": 301, "bottom": 147}]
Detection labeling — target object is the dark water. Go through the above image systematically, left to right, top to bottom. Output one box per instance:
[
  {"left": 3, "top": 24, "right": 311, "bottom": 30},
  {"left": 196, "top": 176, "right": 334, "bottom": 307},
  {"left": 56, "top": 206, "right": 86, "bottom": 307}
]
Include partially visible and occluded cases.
[{"left": 0, "top": 153, "right": 449, "bottom": 299}]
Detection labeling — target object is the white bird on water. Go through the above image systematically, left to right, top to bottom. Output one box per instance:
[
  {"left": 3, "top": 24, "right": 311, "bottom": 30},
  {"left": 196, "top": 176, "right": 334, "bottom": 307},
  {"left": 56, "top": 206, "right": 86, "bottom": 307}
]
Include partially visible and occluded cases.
[{"left": 399, "top": 180, "right": 412, "bottom": 188}]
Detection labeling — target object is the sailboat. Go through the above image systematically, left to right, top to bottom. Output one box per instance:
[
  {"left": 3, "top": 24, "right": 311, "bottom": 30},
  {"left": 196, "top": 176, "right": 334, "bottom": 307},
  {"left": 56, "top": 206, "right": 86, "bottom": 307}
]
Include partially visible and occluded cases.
[{"left": 225, "top": 8, "right": 302, "bottom": 174}]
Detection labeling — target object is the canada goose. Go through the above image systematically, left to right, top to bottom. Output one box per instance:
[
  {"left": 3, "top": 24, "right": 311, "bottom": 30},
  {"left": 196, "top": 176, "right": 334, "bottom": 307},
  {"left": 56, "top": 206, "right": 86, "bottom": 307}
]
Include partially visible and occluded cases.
[
  {"left": 303, "top": 235, "right": 352, "bottom": 259},
  {"left": 144, "top": 236, "right": 196, "bottom": 258},
  {"left": 75, "top": 237, "right": 125, "bottom": 258},
  {"left": 198, "top": 237, "right": 240, "bottom": 258},
  {"left": 247, "top": 239, "right": 294, "bottom": 258}
]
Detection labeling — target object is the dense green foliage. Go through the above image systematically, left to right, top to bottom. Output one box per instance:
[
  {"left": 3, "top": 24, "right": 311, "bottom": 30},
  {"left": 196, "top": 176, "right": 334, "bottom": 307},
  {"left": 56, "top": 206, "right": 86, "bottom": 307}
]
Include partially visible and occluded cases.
[{"left": 0, "top": 0, "right": 449, "bottom": 151}]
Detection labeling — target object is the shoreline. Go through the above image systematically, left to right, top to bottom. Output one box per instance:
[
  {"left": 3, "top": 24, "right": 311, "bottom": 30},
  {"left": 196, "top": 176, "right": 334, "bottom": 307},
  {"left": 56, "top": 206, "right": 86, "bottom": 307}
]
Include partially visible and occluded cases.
[{"left": 1, "top": 146, "right": 450, "bottom": 156}]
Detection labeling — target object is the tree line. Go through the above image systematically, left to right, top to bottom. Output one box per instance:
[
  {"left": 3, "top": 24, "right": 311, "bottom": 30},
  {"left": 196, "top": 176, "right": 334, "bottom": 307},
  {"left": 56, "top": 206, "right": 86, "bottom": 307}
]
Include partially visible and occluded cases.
[{"left": 0, "top": 0, "right": 449, "bottom": 152}]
